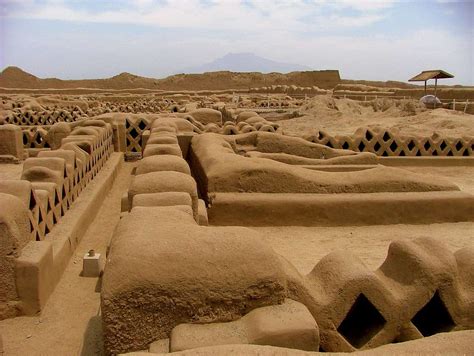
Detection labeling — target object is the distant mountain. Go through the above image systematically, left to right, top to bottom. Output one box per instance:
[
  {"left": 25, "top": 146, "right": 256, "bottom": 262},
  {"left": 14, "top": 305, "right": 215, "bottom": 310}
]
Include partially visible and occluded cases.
[
  {"left": 183, "top": 53, "right": 312, "bottom": 74},
  {"left": 0, "top": 66, "right": 341, "bottom": 91},
  {"left": 0, "top": 66, "right": 41, "bottom": 88}
]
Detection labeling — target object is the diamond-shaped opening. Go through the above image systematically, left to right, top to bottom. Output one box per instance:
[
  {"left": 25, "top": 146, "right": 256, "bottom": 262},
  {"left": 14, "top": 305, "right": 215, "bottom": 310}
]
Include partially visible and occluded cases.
[
  {"left": 138, "top": 120, "right": 147, "bottom": 130},
  {"left": 129, "top": 127, "right": 138, "bottom": 138},
  {"left": 365, "top": 130, "right": 373, "bottom": 141},
  {"left": 382, "top": 132, "right": 391, "bottom": 142},
  {"left": 23, "top": 133, "right": 29, "bottom": 145},
  {"left": 35, "top": 133, "right": 44, "bottom": 144},
  {"left": 407, "top": 140, "right": 416, "bottom": 151},
  {"left": 440, "top": 140, "right": 447, "bottom": 150},
  {"left": 326, "top": 141, "right": 334, "bottom": 148},
  {"left": 342, "top": 141, "right": 349, "bottom": 150},
  {"left": 358, "top": 141, "right": 366, "bottom": 151},
  {"left": 390, "top": 141, "right": 398, "bottom": 152},
  {"left": 423, "top": 141, "right": 431, "bottom": 151},
  {"left": 455, "top": 141, "right": 463, "bottom": 151},
  {"left": 77, "top": 142, "right": 92, "bottom": 154},
  {"left": 374, "top": 142, "right": 381, "bottom": 151},
  {"left": 463, "top": 149, "right": 469, "bottom": 157},
  {"left": 399, "top": 150, "right": 406, "bottom": 156},
  {"left": 416, "top": 150, "right": 422, "bottom": 156},
  {"left": 433, "top": 150, "right": 438, "bottom": 156},
  {"left": 447, "top": 150, "right": 453, "bottom": 156},
  {"left": 382, "top": 151, "right": 389, "bottom": 157},
  {"left": 29, "top": 191, "right": 36, "bottom": 210},
  {"left": 411, "top": 291, "right": 455, "bottom": 337},
  {"left": 337, "top": 294, "right": 386, "bottom": 349}
]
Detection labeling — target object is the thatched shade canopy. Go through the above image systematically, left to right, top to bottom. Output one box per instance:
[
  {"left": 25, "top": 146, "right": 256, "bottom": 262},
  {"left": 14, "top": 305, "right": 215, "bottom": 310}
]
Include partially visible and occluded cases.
[
  {"left": 408, "top": 69, "right": 454, "bottom": 98},
  {"left": 409, "top": 70, "right": 454, "bottom": 82}
]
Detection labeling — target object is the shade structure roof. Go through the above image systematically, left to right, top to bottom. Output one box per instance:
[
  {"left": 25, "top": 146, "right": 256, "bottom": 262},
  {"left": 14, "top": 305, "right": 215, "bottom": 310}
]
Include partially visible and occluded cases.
[{"left": 409, "top": 70, "right": 454, "bottom": 82}]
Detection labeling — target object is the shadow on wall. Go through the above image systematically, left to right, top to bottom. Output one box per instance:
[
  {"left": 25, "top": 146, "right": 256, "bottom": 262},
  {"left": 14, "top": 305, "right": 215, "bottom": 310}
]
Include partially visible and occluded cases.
[{"left": 80, "top": 314, "right": 104, "bottom": 356}]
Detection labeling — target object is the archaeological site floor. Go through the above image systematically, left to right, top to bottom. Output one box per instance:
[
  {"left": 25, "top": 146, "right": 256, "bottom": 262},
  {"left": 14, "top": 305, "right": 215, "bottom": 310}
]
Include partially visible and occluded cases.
[{"left": 1, "top": 93, "right": 473, "bottom": 355}]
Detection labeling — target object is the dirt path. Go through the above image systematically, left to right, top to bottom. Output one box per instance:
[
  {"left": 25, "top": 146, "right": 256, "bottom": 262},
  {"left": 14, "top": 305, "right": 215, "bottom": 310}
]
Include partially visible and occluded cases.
[{"left": 0, "top": 161, "right": 135, "bottom": 356}]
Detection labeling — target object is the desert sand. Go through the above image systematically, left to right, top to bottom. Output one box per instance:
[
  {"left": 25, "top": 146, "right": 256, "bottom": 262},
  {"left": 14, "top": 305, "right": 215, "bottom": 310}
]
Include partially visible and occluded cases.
[{"left": 278, "top": 96, "right": 474, "bottom": 137}]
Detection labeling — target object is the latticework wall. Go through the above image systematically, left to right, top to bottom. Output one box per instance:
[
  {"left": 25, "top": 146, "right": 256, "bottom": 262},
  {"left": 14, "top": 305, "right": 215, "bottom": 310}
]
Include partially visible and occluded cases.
[
  {"left": 3, "top": 109, "right": 86, "bottom": 126},
  {"left": 125, "top": 117, "right": 151, "bottom": 153},
  {"left": 23, "top": 122, "right": 114, "bottom": 241},
  {"left": 22, "top": 127, "right": 50, "bottom": 149},
  {"left": 308, "top": 127, "right": 473, "bottom": 157}
]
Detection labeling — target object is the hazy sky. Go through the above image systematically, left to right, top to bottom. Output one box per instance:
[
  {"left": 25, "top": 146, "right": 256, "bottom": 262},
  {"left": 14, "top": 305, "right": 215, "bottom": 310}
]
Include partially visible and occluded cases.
[{"left": 1, "top": 0, "right": 473, "bottom": 84}]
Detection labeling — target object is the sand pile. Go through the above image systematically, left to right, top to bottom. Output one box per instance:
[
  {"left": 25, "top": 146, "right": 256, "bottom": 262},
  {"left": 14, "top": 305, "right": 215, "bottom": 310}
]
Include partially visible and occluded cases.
[
  {"left": 250, "top": 84, "right": 329, "bottom": 95},
  {"left": 278, "top": 95, "right": 474, "bottom": 137},
  {"left": 301, "top": 96, "right": 425, "bottom": 118}
]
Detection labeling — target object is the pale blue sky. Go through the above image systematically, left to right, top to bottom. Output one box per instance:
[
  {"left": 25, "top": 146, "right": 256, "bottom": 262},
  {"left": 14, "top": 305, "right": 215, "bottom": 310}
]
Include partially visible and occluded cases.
[{"left": 1, "top": 0, "right": 473, "bottom": 84}]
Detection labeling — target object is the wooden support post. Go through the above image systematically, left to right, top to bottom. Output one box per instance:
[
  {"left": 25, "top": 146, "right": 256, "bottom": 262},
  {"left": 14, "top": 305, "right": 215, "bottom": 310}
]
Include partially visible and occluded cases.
[
  {"left": 424, "top": 80, "right": 427, "bottom": 96},
  {"left": 453, "top": 99, "right": 456, "bottom": 111},
  {"left": 465, "top": 99, "right": 469, "bottom": 114}
]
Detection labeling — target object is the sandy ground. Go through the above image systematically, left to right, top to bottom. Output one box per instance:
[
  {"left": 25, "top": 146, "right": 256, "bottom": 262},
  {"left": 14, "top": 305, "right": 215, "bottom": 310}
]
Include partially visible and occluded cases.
[
  {"left": 0, "top": 161, "right": 136, "bottom": 356},
  {"left": 0, "top": 164, "right": 22, "bottom": 180},
  {"left": 257, "top": 166, "right": 474, "bottom": 274},
  {"left": 259, "top": 222, "right": 474, "bottom": 275}
]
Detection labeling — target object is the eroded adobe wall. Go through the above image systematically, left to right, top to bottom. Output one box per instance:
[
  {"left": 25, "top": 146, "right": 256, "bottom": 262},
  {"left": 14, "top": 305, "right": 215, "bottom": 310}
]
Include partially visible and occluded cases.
[
  {"left": 102, "top": 118, "right": 473, "bottom": 354},
  {"left": 104, "top": 124, "right": 287, "bottom": 354},
  {"left": 189, "top": 132, "right": 459, "bottom": 196},
  {"left": 0, "top": 193, "right": 32, "bottom": 319}
]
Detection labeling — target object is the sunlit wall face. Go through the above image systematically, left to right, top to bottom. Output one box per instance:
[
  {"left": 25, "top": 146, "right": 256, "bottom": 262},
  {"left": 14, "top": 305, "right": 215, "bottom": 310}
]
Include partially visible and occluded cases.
[{"left": 1, "top": 0, "right": 472, "bottom": 85}]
